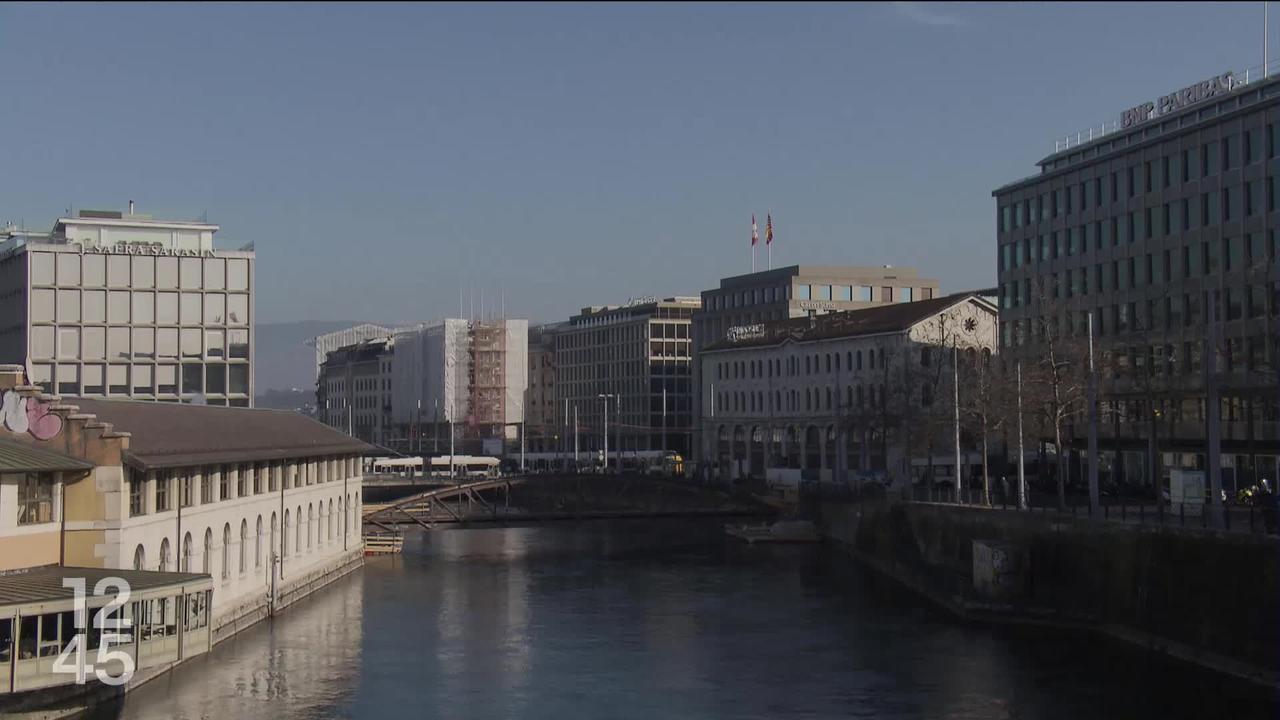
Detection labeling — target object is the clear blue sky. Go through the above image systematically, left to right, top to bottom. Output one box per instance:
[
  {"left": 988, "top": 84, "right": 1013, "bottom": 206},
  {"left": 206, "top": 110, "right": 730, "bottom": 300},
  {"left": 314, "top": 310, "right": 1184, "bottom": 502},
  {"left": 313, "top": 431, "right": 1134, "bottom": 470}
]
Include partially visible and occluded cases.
[{"left": 0, "top": 2, "right": 1270, "bottom": 323}]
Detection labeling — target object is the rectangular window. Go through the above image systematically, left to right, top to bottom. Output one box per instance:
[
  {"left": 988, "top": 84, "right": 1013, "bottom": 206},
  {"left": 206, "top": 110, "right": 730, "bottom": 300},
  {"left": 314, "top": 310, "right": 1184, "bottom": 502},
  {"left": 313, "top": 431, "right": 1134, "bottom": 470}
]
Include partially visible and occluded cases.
[
  {"left": 1247, "top": 127, "right": 1263, "bottom": 164},
  {"left": 1203, "top": 142, "right": 1219, "bottom": 176},
  {"left": 1203, "top": 191, "right": 1219, "bottom": 226},
  {"left": 1225, "top": 236, "right": 1243, "bottom": 271},
  {"left": 1204, "top": 240, "right": 1220, "bottom": 274},
  {"left": 796, "top": 284, "right": 811, "bottom": 301},
  {"left": 157, "top": 364, "right": 178, "bottom": 395},
  {"left": 220, "top": 466, "right": 231, "bottom": 500},
  {"left": 128, "top": 468, "right": 146, "bottom": 516},
  {"left": 155, "top": 471, "right": 171, "bottom": 512},
  {"left": 180, "top": 472, "right": 194, "bottom": 508},
  {"left": 17, "top": 473, "right": 55, "bottom": 525}
]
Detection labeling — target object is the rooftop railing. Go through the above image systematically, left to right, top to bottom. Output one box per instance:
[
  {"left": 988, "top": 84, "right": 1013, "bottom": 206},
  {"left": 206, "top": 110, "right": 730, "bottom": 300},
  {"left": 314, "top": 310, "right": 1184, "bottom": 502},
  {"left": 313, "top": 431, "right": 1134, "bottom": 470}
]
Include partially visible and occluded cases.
[{"left": 1051, "top": 59, "right": 1280, "bottom": 154}]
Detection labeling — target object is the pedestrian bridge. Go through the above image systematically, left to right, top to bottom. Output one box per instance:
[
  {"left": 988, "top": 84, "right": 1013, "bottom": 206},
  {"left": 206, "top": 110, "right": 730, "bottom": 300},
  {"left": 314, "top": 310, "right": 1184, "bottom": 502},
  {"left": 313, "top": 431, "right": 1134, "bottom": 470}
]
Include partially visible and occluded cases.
[{"left": 362, "top": 474, "right": 773, "bottom": 536}]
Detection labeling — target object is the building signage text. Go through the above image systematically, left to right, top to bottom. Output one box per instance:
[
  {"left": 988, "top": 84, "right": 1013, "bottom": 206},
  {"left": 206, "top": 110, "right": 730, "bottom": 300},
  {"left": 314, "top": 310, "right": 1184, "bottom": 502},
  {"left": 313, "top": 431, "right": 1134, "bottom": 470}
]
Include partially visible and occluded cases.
[
  {"left": 1120, "top": 72, "right": 1235, "bottom": 129},
  {"left": 81, "top": 241, "right": 214, "bottom": 258},
  {"left": 624, "top": 295, "right": 658, "bottom": 307},
  {"left": 798, "top": 301, "right": 836, "bottom": 311},
  {"left": 726, "top": 324, "right": 765, "bottom": 342}
]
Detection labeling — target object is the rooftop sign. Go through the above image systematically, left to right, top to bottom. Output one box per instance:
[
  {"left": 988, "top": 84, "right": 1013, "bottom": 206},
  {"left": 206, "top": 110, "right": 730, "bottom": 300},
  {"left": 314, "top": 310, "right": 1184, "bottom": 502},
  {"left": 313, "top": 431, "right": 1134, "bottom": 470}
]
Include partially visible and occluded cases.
[
  {"left": 1120, "top": 72, "right": 1235, "bottom": 130},
  {"left": 81, "top": 241, "right": 214, "bottom": 258},
  {"left": 726, "top": 324, "right": 765, "bottom": 342}
]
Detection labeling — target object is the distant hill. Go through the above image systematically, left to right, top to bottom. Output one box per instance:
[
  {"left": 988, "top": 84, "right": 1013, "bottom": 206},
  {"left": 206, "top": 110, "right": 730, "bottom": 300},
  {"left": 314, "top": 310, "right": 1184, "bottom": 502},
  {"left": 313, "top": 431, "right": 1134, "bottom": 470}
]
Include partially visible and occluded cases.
[
  {"left": 254, "top": 320, "right": 365, "bottom": 392},
  {"left": 255, "top": 387, "right": 317, "bottom": 414}
]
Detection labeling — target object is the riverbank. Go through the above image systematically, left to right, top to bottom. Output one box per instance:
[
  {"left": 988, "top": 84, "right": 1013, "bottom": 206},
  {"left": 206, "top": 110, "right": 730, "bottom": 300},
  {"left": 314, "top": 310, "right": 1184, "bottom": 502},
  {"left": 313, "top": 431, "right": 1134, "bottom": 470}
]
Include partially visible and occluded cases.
[
  {"left": 815, "top": 499, "right": 1280, "bottom": 689},
  {"left": 3, "top": 549, "right": 363, "bottom": 720}
]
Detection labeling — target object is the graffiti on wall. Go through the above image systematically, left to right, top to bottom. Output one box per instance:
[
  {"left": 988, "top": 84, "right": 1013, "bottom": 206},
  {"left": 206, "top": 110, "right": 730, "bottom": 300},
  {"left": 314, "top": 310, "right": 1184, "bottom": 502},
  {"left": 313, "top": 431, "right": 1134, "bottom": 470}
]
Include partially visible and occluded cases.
[{"left": 0, "top": 390, "right": 64, "bottom": 441}]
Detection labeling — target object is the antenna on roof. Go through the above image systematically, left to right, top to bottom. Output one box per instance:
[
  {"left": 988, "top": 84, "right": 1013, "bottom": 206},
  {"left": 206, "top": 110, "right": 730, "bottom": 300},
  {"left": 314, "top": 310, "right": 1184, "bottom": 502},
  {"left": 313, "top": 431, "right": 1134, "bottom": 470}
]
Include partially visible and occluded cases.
[{"left": 128, "top": 200, "right": 135, "bottom": 215}]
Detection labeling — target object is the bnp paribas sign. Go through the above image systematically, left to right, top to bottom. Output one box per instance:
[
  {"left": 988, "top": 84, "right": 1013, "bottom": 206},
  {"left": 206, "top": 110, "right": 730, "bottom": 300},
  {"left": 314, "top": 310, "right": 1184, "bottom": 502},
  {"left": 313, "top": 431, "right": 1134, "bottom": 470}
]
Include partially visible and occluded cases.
[{"left": 1120, "top": 72, "right": 1236, "bottom": 129}]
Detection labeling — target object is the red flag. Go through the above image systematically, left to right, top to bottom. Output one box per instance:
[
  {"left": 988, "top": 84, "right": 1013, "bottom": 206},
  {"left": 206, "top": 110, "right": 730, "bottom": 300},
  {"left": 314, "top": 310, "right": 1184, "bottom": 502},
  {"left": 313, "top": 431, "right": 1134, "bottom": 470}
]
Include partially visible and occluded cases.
[
  {"left": 751, "top": 214, "right": 758, "bottom": 246},
  {"left": 766, "top": 214, "right": 773, "bottom": 245}
]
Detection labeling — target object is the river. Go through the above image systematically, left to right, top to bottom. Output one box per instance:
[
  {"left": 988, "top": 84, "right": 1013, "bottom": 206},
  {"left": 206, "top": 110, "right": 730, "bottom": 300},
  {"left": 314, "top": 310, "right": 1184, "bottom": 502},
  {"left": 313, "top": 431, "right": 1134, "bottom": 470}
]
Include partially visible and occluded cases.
[{"left": 91, "top": 520, "right": 1276, "bottom": 719}]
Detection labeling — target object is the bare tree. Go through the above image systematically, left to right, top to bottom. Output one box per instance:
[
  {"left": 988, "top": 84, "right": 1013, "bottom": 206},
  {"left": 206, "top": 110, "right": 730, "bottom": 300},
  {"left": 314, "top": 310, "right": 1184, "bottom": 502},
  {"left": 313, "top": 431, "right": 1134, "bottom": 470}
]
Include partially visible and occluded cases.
[
  {"left": 1020, "top": 278, "right": 1091, "bottom": 510},
  {"left": 960, "top": 347, "right": 1012, "bottom": 506}
]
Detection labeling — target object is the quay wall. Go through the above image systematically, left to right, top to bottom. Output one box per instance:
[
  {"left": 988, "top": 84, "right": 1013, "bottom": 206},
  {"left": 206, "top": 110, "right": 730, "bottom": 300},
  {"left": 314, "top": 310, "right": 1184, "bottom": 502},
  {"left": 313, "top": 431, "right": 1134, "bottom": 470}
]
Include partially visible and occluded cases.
[{"left": 818, "top": 500, "right": 1280, "bottom": 688}]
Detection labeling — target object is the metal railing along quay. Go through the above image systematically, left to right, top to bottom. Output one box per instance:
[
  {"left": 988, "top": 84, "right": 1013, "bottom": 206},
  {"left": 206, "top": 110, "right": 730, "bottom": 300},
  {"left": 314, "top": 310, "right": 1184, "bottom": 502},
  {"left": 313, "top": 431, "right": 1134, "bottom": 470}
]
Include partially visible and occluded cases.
[{"left": 898, "top": 485, "right": 1280, "bottom": 536}]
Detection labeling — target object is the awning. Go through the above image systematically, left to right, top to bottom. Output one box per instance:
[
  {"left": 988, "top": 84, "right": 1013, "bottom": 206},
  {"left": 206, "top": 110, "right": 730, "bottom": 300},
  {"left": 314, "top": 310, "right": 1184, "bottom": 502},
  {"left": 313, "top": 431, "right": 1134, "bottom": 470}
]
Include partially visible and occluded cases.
[
  {"left": 0, "top": 437, "right": 95, "bottom": 473},
  {"left": 0, "top": 565, "right": 210, "bottom": 609}
]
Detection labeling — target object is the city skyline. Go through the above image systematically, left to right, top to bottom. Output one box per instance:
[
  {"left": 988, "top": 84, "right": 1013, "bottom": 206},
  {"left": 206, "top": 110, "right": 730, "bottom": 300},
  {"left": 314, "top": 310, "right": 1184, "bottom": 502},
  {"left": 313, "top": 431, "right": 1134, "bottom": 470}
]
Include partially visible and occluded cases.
[{"left": 1, "top": 2, "right": 1274, "bottom": 324}]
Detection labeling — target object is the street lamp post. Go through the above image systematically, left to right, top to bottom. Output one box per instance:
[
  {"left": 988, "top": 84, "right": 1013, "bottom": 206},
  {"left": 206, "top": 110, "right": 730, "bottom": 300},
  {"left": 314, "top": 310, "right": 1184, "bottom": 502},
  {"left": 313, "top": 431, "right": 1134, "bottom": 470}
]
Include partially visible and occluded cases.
[{"left": 598, "top": 394, "right": 616, "bottom": 474}]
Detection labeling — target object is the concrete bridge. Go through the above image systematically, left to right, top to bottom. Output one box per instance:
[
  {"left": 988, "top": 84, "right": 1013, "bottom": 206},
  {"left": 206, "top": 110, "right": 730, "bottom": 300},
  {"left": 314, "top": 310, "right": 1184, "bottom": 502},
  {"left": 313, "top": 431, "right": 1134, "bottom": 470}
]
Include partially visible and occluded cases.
[{"left": 362, "top": 474, "right": 773, "bottom": 538}]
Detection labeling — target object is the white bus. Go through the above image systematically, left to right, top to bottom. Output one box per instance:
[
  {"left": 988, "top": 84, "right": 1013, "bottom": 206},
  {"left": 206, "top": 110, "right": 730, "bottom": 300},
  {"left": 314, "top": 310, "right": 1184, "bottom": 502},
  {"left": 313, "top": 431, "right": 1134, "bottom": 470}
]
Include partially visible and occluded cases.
[
  {"left": 516, "top": 450, "right": 683, "bottom": 476},
  {"left": 429, "top": 455, "right": 501, "bottom": 480},
  {"left": 370, "top": 457, "right": 424, "bottom": 475}
]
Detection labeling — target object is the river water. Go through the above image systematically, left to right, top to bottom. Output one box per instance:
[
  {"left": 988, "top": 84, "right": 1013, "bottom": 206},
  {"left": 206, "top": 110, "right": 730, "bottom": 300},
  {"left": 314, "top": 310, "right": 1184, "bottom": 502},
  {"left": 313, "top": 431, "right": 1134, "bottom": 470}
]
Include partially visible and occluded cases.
[{"left": 94, "top": 520, "right": 1276, "bottom": 720}]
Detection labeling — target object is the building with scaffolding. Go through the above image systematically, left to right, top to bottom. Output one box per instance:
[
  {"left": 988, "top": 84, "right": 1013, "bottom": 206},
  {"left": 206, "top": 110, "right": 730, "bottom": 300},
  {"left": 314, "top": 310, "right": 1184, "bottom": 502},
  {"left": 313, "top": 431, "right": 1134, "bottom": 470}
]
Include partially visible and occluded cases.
[{"left": 374, "top": 319, "right": 528, "bottom": 455}]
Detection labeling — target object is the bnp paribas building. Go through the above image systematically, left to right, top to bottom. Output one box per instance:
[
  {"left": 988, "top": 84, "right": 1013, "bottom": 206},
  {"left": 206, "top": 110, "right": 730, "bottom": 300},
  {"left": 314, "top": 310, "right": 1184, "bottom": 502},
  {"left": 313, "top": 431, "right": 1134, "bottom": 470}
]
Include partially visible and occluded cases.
[
  {"left": 993, "top": 64, "right": 1280, "bottom": 490},
  {"left": 0, "top": 207, "right": 255, "bottom": 406}
]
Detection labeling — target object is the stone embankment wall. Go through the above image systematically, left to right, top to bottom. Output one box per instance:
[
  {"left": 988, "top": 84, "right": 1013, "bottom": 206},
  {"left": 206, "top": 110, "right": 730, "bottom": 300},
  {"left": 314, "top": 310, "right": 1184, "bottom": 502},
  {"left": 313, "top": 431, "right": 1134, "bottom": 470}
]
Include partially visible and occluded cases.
[{"left": 818, "top": 500, "right": 1280, "bottom": 687}]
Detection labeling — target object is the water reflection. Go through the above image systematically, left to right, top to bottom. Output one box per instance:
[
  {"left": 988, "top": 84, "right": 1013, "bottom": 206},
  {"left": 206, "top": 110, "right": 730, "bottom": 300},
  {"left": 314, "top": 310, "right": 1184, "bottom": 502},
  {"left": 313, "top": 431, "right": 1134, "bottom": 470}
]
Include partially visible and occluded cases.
[
  {"left": 93, "top": 520, "right": 1277, "bottom": 720},
  {"left": 89, "top": 572, "right": 363, "bottom": 720}
]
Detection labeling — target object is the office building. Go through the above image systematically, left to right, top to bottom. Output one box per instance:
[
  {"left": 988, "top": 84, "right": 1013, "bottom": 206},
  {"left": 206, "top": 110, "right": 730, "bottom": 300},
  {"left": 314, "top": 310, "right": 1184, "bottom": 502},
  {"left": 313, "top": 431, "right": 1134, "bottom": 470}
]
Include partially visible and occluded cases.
[
  {"left": 993, "top": 65, "right": 1280, "bottom": 488},
  {"left": 0, "top": 209, "right": 255, "bottom": 406},
  {"left": 692, "top": 265, "right": 941, "bottom": 464},
  {"left": 699, "top": 292, "right": 997, "bottom": 485},
  {"left": 555, "top": 297, "right": 699, "bottom": 457},
  {"left": 525, "top": 323, "right": 563, "bottom": 453},
  {"left": 317, "top": 337, "right": 394, "bottom": 446}
]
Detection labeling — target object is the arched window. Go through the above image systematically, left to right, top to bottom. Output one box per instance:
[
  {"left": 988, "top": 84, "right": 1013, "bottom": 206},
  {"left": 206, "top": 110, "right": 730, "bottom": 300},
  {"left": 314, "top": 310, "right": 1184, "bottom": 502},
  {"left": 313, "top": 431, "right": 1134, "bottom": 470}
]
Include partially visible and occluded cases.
[
  {"left": 857, "top": 351, "right": 863, "bottom": 370},
  {"left": 846, "top": 352, "right": 852, "bottom": 370},
  {"left": 835, "top": 353, "right": 841, "bottom": 372},
  {"left": 825, "top": 354, "right": 831, "bottom": 373},
  {"left": 826, "top": 387, "right": 832, "bottom": 410},
  {"left": 328, "top": 499, "right": 334, "bottom": 540},
  {"left": 308, "top": 504, "right": 315, "bottom": 550},
  {"left": 295, "top": 505, "right": 302, "bottom": 554},
  {"left": 283, "top": 510, "right": 291, "bottom": 558},
  {"left": 255, "top": 516, "right": 263, "bottom": 569},
  {"left": 239, "top": 520, "right": 248, "bottom": 574},
  {"left": 221, "top": 524, "right": 231, "bottom": 579},
  {"left": 204, "top": 528, "right": 213, "bottom": 575},
  {"left": 182, "top": 532, "right": 193, "bottom": 572},
  {"left": 159, "top": 538, "right": 171, "bottom": 572},
  {"left": 133, "top": 544, "right": 146, "bottom": 571}
]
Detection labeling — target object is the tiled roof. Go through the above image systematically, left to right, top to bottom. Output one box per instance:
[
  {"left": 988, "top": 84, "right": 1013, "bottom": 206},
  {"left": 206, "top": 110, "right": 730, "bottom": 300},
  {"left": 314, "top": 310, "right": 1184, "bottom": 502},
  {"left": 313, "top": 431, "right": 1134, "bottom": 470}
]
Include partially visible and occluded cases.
[
  {"left": 702, "top": 292, "right": 992, "bottom": 352},
  {"left": 62, "top": 398, "right": 377, "bottom": 470},
  {"left": 0, "top": 437, "right": 95, "bottom": 473},
  {"left": 0, "top": 565, "right": 210, "bottom": 608}
]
